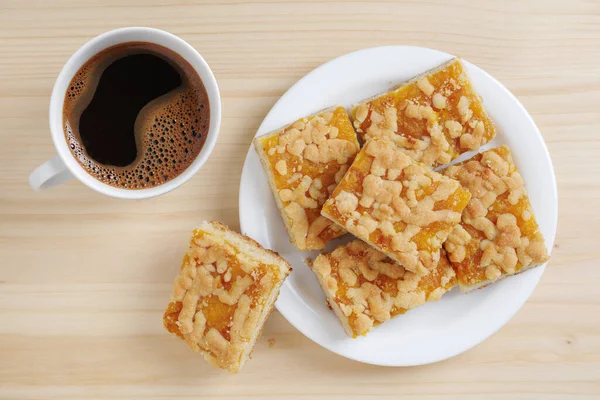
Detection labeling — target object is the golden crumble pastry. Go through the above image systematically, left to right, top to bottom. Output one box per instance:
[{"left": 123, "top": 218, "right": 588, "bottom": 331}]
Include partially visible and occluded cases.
[
  {"left": 350, "top": 58, "right": 496, "bottom": 168},
  {"left": 254, "top": 106, "right": 360, "bottom": 251},
  {"left": 321, "top": 138, "right": 471, "bottom": 276},
  {"left": 442, "top": 146, "right": 550, "bottom": 292},
  {"left": 163, "top": 221, "right": 291, "bottom": 373},
  {"left": 309, "top": 240, "right": 456, "bottom": 338}
]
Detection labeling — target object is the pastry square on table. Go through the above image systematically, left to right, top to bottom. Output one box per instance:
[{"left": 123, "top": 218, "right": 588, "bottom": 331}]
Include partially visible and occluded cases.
[
  {"left": 350, "top": 58, "right": 496, "bottom": 168},
  {"left": 254, "top": 106, "right": 360, "bottom": 251},
  {"left": 321, "top": 138, "right": 471, "bottom": 276},
  {"left": 442, "top": 145, "right": 550, "bottom": 292},
  {"left": 163, "top": 221, "right": 291, "bottom": 373},
  {"left": 309, "top": 240, "right": 456, "bottom": 338}
]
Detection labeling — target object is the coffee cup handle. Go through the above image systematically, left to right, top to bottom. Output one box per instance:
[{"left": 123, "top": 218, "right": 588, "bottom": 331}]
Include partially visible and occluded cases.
[{"left": 29, "top": 156, "right": 74, "bottom": 191}]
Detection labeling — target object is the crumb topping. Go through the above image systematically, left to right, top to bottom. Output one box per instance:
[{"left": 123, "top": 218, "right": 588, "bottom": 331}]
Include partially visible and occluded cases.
[
  {"left": 350, "top": 59, "right": 496, "bottom": 168},
  {"left": 257, "top": 107, "right": 359, "bottom": 250},
  {"left": 322, "top": 138, "right": 471, "bottom": 276},
  {"left": 442, "top": 145, "right": 550, "bottom": 289},
  {"left": 163, "top": 228, "right": 286, "bottom": 373},
  {"left": 310, "top": 240, "right": 456, "bottom": 337}
]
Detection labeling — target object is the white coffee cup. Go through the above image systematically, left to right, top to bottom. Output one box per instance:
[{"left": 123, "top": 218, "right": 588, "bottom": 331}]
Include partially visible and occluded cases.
[{"left": 29, "top": 27, "right": 221, "bottom": 199}]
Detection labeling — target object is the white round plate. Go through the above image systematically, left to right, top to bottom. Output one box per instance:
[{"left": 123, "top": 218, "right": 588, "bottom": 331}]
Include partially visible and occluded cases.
[{"left": 239, "top": 46, "right": 557, "bottom": 366}]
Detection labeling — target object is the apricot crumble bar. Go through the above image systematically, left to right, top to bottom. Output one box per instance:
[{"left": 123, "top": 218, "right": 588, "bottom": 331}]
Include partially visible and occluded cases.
[
  {"left": 350, "top": 58, "right": 496, "bottom": 168},
  {"left": 254, "top": 106, "right": 360, "bottom": 251},
  {"left": 321, "top": 138, "right": 471, "bottom": 276},
  {"left": 442, "top": 146, "right": 550, "bottom": 292},
  {"left": 163, "top": 221, "right": 291, "bottom": 373},
  {"left": 309, "top": 240, "right": 456, "bottom": 337}
]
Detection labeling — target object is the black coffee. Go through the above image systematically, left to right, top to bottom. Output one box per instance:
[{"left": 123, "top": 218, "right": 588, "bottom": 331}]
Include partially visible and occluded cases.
[{"left": 63, "top": 42, "right": 210, "bottom": 189}]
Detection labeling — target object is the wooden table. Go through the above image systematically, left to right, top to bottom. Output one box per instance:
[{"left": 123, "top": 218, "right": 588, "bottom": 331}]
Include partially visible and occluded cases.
[{"left": 1, "top": 0, "right": 599, "bottom": 398}]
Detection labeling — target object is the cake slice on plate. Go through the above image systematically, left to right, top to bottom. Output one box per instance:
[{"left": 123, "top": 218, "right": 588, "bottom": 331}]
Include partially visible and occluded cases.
[
  {"left": 350, "top": 58, "right": 496, "bottom": 168},
  {"left": 254, "top": 106, "right": 360, "bottom": 251},
  {"left": 322, "top": 138, "right": 471, "bottom": 276},
  {"left": 442, "top": 145, "right": 550, "bottom": 292},
  {"left": 309, "top": 240, "right": 456, "bottom": 338}
]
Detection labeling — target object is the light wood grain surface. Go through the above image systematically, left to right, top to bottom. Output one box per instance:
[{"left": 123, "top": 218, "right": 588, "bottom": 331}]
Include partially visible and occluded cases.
[{"left": 1, "top": 0, "right": 599, "bottom": 399}]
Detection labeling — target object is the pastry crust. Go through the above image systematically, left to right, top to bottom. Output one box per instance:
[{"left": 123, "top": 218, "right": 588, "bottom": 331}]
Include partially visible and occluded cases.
[
  {"left": 350, "top": 58, "right": 496, "bottom": 168},
  {"left": 254, "top": 106, "right": 360, "bottom": 251},
  {"left": 322, "top": 138, "right": 471, "bottom": 276},
  {"left": 442, "top": 146, "right": 550, "bottom": 292},
  {"left": 163, "top": 221, "right": 291, "bottom": 373},
  {"left": 309, "top": 240, "right": 456, "bottom": 337}
]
